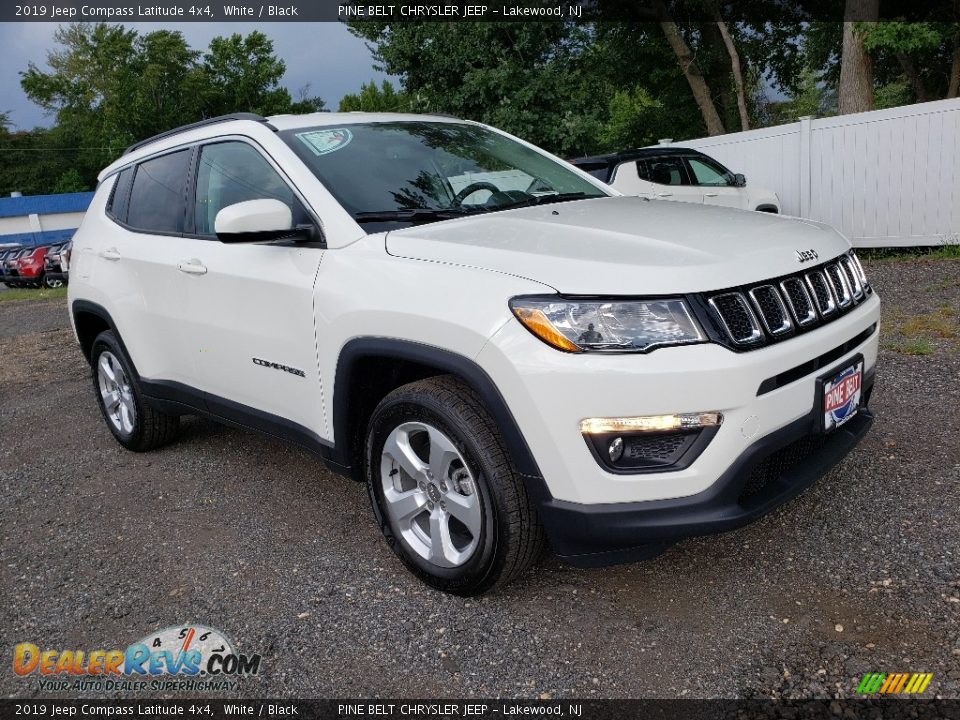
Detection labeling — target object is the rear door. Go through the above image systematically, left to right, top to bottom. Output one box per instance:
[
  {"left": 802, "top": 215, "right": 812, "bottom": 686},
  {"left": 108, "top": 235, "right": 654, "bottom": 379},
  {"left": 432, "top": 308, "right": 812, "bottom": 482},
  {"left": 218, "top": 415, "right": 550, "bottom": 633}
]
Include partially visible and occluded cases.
[
  {"left": 177, "top": 139, "right": 325, "bottom": 433},
  {"left": 98, "top": 149, "right": 202, "bottom": 385}
]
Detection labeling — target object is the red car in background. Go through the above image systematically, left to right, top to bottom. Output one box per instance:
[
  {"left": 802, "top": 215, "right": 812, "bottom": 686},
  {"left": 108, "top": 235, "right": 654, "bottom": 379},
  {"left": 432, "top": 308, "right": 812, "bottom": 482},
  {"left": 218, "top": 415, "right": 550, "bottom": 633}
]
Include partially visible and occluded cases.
[{"left": 2, "top": 245, "right": 57, "bottom": 289}]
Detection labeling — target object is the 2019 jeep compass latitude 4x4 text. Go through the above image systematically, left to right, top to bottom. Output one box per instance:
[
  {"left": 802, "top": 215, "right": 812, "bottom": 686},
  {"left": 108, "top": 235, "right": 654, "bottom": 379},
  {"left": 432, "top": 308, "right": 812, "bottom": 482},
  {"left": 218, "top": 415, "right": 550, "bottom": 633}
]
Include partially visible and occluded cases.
[{"left": 68, "top": 112, "right": 879, "bottom": 594}]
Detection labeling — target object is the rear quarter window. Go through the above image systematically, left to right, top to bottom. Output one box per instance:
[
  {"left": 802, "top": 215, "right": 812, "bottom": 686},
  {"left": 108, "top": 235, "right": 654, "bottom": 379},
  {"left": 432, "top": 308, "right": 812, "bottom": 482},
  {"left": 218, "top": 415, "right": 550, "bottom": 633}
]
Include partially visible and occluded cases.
[{"left": 106, "top": 167, "right": 134, "bottom": 223}]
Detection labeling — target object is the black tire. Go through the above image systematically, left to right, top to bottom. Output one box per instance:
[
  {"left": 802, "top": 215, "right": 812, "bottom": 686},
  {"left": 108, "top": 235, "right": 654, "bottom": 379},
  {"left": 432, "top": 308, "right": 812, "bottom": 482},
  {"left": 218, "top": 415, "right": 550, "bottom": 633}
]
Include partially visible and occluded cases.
[
  {"left": 90, "top": 330, "right": 180, "bottom": 451},
  {"left": 365, "top": 375, "right": 544, "bottom": 595}
]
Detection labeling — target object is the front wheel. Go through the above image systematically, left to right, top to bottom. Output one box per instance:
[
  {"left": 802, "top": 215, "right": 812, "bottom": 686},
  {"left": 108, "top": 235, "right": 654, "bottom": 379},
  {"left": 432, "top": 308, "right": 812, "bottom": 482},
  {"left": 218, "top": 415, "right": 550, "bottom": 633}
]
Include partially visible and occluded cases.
[
  {"left": 43, "top": 274, "right": 63, "bottom": 288},
  {"left": 365, "top": 376, "right": 544, "bottom": 595}
]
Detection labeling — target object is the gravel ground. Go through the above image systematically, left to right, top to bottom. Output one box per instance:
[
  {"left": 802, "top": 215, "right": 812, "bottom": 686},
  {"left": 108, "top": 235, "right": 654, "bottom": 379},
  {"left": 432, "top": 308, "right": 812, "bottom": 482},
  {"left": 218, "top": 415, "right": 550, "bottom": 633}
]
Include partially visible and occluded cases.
[{"left": 1, "top": 258, "right": 958, "bottom": 700}]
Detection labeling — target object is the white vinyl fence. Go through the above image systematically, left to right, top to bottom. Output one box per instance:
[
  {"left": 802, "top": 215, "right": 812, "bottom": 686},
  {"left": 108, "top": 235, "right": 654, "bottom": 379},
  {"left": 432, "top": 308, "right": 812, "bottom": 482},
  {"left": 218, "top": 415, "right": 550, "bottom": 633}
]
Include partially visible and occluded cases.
[{"left": 673, "top": 98, "right": 960, "bottom": 248}]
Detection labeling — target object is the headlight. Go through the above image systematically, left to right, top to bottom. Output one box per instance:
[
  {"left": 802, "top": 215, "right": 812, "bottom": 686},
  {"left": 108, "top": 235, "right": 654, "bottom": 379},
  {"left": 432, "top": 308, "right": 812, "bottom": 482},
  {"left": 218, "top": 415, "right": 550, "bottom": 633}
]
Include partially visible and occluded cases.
[{"left": 509, "top": 296, "right": 706, "bottom": 353}]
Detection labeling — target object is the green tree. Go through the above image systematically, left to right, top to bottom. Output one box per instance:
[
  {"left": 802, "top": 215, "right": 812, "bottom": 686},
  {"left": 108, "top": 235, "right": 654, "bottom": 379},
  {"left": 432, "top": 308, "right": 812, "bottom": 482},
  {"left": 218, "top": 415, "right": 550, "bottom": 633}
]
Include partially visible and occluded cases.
[
  {"left": 802, "top": 20, "right": 960, "bottom": 111},
  {"left": 347, "top": 22, "right": 607, "bottom": 156},
  {"left": 861, "top": 22, "right": 960, "bottom": 101},
  {"left": 20, "top": 23, "right": 142, "bottom": 170},
  {"left": 18, "top": 24, "right": 325, "bottom": 191},
  {"left": 131, "top": 30, "right": 205, "bottom": 137},
  {"left": 201, "top": 31, "right": 301, "bottom": 116},
  {"left": 760, "top": 67, "right": 836, "bottom": 125},
  {"left": 339, "top": 80, "right": 412, "bottom": 112},
  {"left": 597, "top": 86, "right": 663, "bottom": 151},
  {"left": 0, "top": 127, "right": 81, "bottom": 196},
  {"left": 52, "top": 168, "right": 89, "bottom": 193}
]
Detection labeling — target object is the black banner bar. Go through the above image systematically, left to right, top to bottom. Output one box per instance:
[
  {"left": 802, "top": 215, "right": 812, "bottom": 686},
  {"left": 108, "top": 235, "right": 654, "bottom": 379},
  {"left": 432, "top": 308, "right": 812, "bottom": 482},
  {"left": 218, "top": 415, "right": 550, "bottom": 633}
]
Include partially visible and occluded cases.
[
  {"left": 1, "top": 0, "right": 956, "bottom": 23},
  {"left": 3, "top": 699, "right": 960, "bottom": 720}
]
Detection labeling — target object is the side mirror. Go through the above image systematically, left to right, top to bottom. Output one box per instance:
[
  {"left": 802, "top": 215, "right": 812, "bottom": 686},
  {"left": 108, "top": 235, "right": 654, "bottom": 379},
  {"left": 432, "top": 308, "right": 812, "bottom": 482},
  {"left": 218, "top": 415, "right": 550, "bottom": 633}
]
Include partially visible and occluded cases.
[
  {"left": 733, "top": 173, "right": 747, "bottom": 188},
  {"left": 215, "top": 199, "right": 300, "bottom": 243}
]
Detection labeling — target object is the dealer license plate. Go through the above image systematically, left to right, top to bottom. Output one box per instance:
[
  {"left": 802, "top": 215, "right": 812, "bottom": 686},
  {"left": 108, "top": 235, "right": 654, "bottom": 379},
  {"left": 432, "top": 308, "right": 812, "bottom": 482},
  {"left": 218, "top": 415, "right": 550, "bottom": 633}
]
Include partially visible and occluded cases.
[{"left": 822, "top": 360, "right": 863, "bottom": 432}]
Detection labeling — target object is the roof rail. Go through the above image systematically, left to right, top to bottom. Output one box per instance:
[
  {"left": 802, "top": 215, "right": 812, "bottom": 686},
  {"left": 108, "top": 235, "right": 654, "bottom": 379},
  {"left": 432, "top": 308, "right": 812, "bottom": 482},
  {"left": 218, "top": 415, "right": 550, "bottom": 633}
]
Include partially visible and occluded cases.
[{"left": 123, "top": 113, "right": 276, "bottom": 156}]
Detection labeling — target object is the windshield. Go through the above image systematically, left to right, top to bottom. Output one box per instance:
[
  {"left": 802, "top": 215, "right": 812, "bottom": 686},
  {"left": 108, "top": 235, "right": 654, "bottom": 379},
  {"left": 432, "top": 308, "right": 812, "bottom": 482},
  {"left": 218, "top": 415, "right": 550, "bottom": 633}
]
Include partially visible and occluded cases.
[{"left": 280, "top": 121, "right": 608, "bottom": 230}]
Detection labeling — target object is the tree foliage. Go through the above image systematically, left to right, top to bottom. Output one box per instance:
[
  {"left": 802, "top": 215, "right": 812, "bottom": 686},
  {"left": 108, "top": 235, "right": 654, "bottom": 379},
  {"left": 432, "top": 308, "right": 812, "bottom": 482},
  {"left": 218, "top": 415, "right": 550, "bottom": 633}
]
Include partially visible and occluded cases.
[
  {"left": 10, "top": 17, "right": 959, "bottom": 196},
  {"left": 347, "top": 22, "right": 610, "bottom": 156},
  {"left": 14, "top": 24, "right": 324, "bottom": 193},
  {"left": 339, "top": 80, "right": 414, "bottom": 112}
]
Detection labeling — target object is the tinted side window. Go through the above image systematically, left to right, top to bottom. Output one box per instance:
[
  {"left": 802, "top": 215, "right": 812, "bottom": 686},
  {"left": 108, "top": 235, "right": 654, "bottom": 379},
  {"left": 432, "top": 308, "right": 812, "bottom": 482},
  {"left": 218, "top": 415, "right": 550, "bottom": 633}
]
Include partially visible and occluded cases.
[
  {"left": 194, "top": 141, "right": 308, "bottom": 236},
  {"left": 127, "top": 149, "right": 192, "bottom": 234},
  {"left": 637, "top": 157, "right": 689, "bottom": 186},
  {"left": 687, "top": 157, "right": 733, "bottom": 187},
  {"left": 107, "top": 167, "right": 134, "bottom": 222}
]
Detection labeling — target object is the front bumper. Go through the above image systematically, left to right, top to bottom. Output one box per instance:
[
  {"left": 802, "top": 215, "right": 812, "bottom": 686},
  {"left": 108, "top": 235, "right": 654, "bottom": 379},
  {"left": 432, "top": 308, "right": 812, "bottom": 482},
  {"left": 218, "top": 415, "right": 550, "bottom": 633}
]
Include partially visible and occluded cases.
[
  {"left": 477, "top": 292, "right": 880, "bottom": 564},
  {"left": 540, "top": 391, "right": 873, "bottom": 567}
]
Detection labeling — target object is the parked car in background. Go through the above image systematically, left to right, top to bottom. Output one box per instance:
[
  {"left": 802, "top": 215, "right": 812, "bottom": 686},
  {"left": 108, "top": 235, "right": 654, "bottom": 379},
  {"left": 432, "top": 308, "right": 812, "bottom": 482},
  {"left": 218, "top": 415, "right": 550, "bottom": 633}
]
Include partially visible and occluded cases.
[
  {"left": 569, "top": 147, "right": 781, "bottom": 213},
  {"left": 42, "top": 241, "right": 72, "bottom": 287},
  {"left": 4, "top": 245, "right": 54, "bottom": 288},
  {"left": 0, "top": 247, "right": 20, "bottom": 285},
  {"left": 1, "top": 247, "right": 29, "bottom": 286}
]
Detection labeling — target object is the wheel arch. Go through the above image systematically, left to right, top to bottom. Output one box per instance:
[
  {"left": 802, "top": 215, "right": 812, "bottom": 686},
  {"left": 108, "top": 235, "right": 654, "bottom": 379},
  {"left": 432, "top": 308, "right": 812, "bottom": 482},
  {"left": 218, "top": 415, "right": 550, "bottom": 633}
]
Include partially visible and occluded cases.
[
  {"left": 71, "top": 300, "right": 136, "bottom": 371},
  {"left": 332, "top": 338, "right": 545, "bottom": 490}
]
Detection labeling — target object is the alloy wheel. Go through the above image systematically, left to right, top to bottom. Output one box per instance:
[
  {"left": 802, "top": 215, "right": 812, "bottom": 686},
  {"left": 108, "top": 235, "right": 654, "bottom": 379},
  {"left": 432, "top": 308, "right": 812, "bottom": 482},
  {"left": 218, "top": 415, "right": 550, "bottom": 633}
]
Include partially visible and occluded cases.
[
  {"left": 97, "top": 350, "right": 136, "bottom": 435},
  {"left": 379, "top": 422, "right": 482, "bottom": 568}
]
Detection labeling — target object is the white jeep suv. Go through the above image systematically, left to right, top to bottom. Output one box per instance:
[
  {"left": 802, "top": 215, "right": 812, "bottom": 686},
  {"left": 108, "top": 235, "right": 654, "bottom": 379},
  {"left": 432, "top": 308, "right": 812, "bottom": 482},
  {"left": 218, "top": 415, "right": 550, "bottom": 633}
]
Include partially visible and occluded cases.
[
  {"left": 68, "top": 112, "right": 879, "bottom": 594},
  {"left": 570, "top": 147, "right": 781, "bottom": 213}
]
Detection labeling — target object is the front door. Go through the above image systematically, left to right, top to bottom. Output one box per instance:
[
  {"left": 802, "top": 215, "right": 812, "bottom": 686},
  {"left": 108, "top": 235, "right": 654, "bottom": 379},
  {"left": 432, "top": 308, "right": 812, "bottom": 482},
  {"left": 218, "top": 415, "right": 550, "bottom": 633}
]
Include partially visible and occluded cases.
[
  {"left": 177, "top": 139, "right": 326, "bottom": 436},
  {"left": 685, "top": 156, "right": 744, "bottom": 209},
  {"left": 627, "top": 157, "right": 703, "bottom": 204}
]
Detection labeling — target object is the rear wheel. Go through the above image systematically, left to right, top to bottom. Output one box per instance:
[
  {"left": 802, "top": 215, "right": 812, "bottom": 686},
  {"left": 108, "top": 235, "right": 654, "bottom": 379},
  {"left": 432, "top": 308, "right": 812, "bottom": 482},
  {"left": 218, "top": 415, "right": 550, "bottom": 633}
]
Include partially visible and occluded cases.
[
  {"left": 43, "top": 274, "right": 63, "bottom": 288},
  {"left": 91, "top": 330, "right": 180, "bottom": 451},
  {"left": 366, "top": 376, "right": 544, "bottom": 595}
]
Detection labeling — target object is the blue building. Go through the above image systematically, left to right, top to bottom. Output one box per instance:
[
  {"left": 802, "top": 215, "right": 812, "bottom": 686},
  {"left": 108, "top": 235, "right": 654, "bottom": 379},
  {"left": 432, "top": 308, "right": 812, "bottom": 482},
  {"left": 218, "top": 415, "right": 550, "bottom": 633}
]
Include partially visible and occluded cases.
[{"left": 0, "top": 191, "right": 94, "bottom": 249}]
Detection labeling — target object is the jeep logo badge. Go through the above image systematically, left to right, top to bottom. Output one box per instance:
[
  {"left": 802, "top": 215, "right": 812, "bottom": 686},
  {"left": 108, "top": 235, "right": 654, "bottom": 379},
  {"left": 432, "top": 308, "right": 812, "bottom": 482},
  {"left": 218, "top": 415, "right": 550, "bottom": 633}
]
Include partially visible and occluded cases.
[{"left": 796, "top": 249, "right": 819, "bottom": 263}]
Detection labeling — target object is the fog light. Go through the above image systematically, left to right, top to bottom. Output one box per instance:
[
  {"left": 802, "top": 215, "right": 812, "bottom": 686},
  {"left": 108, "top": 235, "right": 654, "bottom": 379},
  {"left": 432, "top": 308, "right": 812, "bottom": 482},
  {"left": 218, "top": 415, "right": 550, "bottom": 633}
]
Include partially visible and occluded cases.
[
  {"left": 579, "top": 412, "right": 723, "bottom": 435},
  {"left": 608, "top": 437, "right": 624, "bottom": 462}
]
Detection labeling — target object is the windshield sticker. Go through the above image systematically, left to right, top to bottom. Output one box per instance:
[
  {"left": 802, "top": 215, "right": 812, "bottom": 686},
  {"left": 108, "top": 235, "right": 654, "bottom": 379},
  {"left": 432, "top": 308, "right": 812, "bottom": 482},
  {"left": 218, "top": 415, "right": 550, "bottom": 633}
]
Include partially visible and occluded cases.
[{"left": 296, "top": 128, "right": 353, "bottom": 156}]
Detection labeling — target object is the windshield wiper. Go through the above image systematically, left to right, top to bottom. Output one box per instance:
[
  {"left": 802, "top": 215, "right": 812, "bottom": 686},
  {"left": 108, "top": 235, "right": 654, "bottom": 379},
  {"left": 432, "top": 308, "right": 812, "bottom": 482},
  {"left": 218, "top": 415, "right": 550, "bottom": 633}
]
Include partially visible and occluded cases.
[
  {"left": 493, "top": 192, "right": 594, "bottom": 212},
  {"left": 354, "top": 208, "right": 476, "bottom": 224}
]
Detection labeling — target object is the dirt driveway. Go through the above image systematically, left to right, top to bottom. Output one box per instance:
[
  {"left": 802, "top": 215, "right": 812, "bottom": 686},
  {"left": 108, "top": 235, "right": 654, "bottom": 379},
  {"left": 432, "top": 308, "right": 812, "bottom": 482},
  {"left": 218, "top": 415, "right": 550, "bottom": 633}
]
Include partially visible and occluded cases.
[{"left": 1, "top": 258, "right": 958, "bottom": 699}]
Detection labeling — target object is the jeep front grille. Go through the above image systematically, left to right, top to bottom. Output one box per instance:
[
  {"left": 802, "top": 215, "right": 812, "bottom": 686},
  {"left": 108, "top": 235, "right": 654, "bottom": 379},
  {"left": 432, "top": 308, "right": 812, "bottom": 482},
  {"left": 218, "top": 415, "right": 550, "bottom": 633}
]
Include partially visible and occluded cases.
[
  {"left": 704, "top": 252, "right": 872, "bottom": 349},
  {"left": 825, "top": 263, "right": 853, "bottom": 309},
  {"left": 805, "top": 270, "right": 837, "bottom": 317},
  {"left": 779, "top": 277, "right": 817, "bottom": 327},
  {"left": 748, "top": 285, "right": 793, "bottom": 337},
  {"left": 707, "top": 293, "right": 763, "bottom": 345}
]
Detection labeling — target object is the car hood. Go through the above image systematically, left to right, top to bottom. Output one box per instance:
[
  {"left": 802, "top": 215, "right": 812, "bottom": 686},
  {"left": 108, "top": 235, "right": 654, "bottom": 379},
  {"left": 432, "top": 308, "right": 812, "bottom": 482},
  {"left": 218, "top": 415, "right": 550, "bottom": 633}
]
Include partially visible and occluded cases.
[{"left": 385, "top": 196, "right": 850, "bottom": 295}]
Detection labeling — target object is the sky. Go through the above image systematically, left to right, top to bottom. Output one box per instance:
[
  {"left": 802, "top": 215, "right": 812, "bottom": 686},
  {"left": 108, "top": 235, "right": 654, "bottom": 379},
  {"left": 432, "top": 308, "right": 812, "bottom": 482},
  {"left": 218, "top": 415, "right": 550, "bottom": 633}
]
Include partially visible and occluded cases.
[{"left": 0, "top": 22, "right": 392, "bottom": 130}]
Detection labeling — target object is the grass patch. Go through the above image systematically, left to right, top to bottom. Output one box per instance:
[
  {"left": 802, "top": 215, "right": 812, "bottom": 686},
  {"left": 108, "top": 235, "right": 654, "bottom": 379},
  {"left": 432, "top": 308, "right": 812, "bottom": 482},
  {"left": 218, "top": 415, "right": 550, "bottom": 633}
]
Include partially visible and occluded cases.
[
  {"left": 860, "top": 244, "right": 960, "bottom": 262},
  {"left": 0, "top": 286, "right": 67, "bottom": 303},
  {"left": 882, "top": 305, "right": 958, "bottom": 356},
  {"left": 900, "top": 311, "right": 957, "bottom": 339},
  {"left": 884, "top": 339, "right": 936, "bottom": 356}
]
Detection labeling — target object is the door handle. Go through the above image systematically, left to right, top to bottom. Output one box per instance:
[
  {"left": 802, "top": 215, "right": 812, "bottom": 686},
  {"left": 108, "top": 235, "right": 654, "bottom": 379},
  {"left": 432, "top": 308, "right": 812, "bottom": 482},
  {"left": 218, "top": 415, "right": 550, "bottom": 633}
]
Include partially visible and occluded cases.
[
  {"left": 657, "top": 192, "right": 673, "bottom": 197},
  {"left": 704, "top": 192, "right": 719, "bottom": 197},
  {"left": 99, "top": 248, "right": 121, "bottom": 261},
  {"left": 177, "top": 259, "right": 207, "bottom": 275}
]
